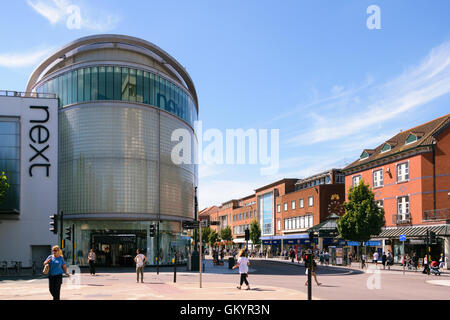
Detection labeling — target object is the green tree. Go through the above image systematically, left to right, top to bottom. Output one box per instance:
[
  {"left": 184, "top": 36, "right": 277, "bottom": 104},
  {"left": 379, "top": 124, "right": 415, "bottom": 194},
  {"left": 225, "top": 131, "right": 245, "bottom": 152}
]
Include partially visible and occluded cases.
[
  {"left": 0, "top": 171, "right": 9, "bottom": 204},
  {"left": 337, "top": 181, "right": 385, "bottom": 266},
  {"left": 249, "top": 220, "right": 261, "bottom": 247},
  {"left": 201, "top": 226, "right": 212, "bottom": 244},
  {"left": 220, "top": 226, "right": 233, "bottom": 242},
  {"left": 208, "top": 230, "right": 220, "bottom": 246}
]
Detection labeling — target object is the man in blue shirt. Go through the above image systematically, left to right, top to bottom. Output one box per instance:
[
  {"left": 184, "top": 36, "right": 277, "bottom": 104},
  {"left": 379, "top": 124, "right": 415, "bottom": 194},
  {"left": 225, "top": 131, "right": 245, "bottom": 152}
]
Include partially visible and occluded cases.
[{"left": 44, "top": 246, "right": 70, "bottom": 300}]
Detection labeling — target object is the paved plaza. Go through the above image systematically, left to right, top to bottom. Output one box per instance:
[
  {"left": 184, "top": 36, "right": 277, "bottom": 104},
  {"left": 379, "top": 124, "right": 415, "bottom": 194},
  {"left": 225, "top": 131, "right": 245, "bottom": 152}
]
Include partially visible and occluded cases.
[{"left": 0, "top": 258, "right": 449, "bottom": 300}]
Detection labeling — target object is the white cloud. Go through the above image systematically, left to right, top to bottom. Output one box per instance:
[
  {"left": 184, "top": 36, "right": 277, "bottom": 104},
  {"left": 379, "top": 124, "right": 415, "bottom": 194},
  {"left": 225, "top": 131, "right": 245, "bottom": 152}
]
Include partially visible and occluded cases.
[
  {"left": 27, "top": 0, "right": 120, "bottom": 31},
  {"left": 286, "top": 41, "right": 450, "bottom": 146},
  {"left": 0, "top": 47, "right": 55, "bottom": 68},
  {"left": 198, "top": 179, "right": 260, "bottom": 209}
]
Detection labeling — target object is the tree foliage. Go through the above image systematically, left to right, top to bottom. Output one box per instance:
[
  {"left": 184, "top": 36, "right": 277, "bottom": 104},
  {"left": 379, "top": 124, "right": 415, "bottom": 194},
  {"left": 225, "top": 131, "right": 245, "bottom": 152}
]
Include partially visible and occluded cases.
[
  {"left": 0, "top": 171, "right": 9, "bottom": 204},
  {"left": 337, "top": 181, "right": 385, "bottom": 242},
  {"left": 249, "top": 219, "right": 261, "bottom": 245},
  {"left": 201, "top": 226, "right": 212, "bottom": 244},
  {"left": 220, "top": 226, "right": 233, "bottom": 241},
  {"left": 208, "top": 230, "right": 220, "bottom": 245}
]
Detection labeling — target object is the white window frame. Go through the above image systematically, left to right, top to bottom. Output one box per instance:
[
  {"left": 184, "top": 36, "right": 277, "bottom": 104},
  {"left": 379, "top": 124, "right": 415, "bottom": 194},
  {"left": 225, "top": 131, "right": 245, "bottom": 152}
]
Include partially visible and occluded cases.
[
  {"left": 397, "top": 162, "right": 409, "bottom": 183},
  {"left": 373, "top": 169, "right": 383, "bottom": 188},
  {"left": 352, "top": 175, "right": 362, "bottom": 187},
  {"left": 308, "top": 196, "right": 314, "bottom": 207},
  {"left": 397, "top": 196, "right": 410, "bottom": 219},
  {"left": 299, "top": 198, "right": 304, "bottom": 208},
  {"left": 291, "top": 200, "right": 296, "bottom": 210},
  {"left": 284, "top": 202, "right": 288, "bottom": 211},
  {"left": 277, "top": 204, "right": 281, "bottom": 213},
  {"left": 300, "top": 216, "right": 305, "bottom": 229}
]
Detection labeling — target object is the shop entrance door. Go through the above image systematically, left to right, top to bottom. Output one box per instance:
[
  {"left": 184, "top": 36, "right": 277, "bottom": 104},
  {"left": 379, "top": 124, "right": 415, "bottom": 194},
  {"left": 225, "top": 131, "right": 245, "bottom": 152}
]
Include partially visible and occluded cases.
[{"left": 91, "top": 234, "right": 137, "bottom": 267}]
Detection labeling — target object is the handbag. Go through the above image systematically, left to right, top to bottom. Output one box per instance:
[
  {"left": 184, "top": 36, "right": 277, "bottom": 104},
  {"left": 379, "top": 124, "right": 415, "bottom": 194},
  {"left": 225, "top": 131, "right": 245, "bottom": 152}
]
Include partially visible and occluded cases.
[{"left": 43, "top": 264, "right": 49, "bottom": 275}]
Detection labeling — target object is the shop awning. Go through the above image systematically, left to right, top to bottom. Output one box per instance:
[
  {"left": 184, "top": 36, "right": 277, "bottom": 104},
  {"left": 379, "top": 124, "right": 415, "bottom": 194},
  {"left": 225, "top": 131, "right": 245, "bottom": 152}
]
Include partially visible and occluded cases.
[{"left": 377, "top": 225, "right": 450, "bottom": 238}]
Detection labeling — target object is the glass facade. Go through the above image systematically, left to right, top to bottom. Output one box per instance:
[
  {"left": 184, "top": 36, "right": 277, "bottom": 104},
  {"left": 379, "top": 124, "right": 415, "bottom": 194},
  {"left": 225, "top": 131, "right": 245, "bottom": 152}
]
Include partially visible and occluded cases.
[
  {"left": 36, "top": 65, "right": 198, "bottom": 127},
  {"left": 59, "top": 104, "right": 195, "bottom": 218},
  {"left": 0, "top": 119, "right": 20, "bottom": 212},
  {"left": 259, "top": 192, "right": 273, "bottom": 235},
  {"left": 62, "top": 220, "right": 191, "bottom": 266}
]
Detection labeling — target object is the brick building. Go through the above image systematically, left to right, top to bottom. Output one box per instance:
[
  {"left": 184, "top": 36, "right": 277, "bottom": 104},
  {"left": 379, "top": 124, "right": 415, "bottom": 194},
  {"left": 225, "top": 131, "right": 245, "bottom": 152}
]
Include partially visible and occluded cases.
[
  {"left": 343, "top": 113, "right": 450, "bottom": 267},
  {"left": 200, "top": 170, "right": 346, "bottom": 252}
]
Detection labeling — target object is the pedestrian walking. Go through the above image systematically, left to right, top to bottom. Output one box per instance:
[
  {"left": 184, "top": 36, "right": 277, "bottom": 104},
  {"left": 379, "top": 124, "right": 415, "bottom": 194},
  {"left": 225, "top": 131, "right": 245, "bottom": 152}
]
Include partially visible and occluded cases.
[
  {"left": 43, "top": 246, "right": 70, "bottom": 300},
  {"left": 88, "top": 248, "right": 96, "bottom": 276},
  {"left": 289, "top": 248, "right": 295, "bottom": 263},
  {"left": 134, "top": 249, "right": 147, "bottom": 283},
  {"left": 232, "top": 249, "right": 250, "bottom": 290},
  {"left": 324, "top": 251, "right": 329, "bottom": 265},
  {"left": 373, "top": 251, "right": 379, "bottom": 266},
  {"left": 387, "top": 251, "right": 393, "bottom": 270},
  {"left": 381, "top": 252, "right": 387, "bottom": 270},
  {"left": 361, "top": 253, "right": 366, "bottom": 269},
  {"left": 412, "top": 253, "right": 418, "bottom": 271},
  {"left": 439, "top": 253, "right": 445, "bottom": 269},
  {"left": 422, "top": 255, "right": 429, "bottom": 274},
  {"left": 305, "top": 256, "right": 321, "bottom": 286}
]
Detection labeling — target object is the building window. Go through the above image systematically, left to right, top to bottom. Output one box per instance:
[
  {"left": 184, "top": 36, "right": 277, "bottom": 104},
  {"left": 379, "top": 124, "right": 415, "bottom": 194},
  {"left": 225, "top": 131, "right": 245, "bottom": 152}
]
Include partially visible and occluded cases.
[
  {"left": 0, "top": 119, "right": 20, "bottom": 212},
  {"left": 397, "top": 162, "right": 409, "bottom": 182},
  {"left": 373, "top": 169, "right": 383, "bottom": 188},
  {"left": 352, "top": 175, "right": 362, "bottom": 187},
  {"left": 308, "top": 196, "right": 313, "bottom": 207},
  {"left": 397, "top": 196, "right": 409, "bottom": 219},
  {"left": 299, "top": 198, "right": 304, "bottom": 208},
  {"left": 291, "top": 200, "right": 296, "bottom": 210},
  {"left": 376, "top": 200, "right": 384, "bottom": 208},
  {"left": 284, "top": 202, "right": 288, "bottom": 211},
  {"left": 277, "top": 204, "right": 281, "bottom": 213},
  {"left": 309, "top": 215, "right": 313, "bottom": 227},
  {"left": 300, "top": 216, "right": 305, "bottom": 229},
  {"left": 277, "top": 219, "right": 281, "bottom": 231},
  {"left": 284, "top": 219, "right": 288, "bottom": 230}
]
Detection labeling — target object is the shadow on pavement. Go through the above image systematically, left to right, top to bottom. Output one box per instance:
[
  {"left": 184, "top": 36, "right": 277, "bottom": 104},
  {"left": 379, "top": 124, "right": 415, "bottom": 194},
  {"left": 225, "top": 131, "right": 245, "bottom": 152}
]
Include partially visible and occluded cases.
[{"left": 249, "top": 259, "right": 364, "bottom": 276}]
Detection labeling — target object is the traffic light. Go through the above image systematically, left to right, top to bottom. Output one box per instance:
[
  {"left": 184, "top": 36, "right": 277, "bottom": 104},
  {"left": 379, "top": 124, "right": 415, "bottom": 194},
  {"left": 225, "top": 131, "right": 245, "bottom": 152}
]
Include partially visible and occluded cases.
[
  {"left": 49, "top": 214, "right": 58, "bottom": 234},
  {"left": 149, "top": 224, "right": 156, "bottom": 237},
  {"left": 64, "top": 226, "right": 72, "bottom": 241},
  {"left": 245, "top": 229, "right": 250, "bottom": 241},
  {"left": 429, "top": 231, "right": 436, "bottom": 244}
]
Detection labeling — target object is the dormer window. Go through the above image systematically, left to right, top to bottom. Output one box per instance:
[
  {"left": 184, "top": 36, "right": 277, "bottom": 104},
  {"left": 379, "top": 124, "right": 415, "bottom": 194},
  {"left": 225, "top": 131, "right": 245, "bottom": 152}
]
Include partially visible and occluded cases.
[
  {"left": 405, "top": 133, "right": 420, "bottom": 145},
  {"left": 381, "top": 143, "right": 391, "bottom": 153},
  {"left": 360, "top": 151, "right": 370, "bottom": 160}
]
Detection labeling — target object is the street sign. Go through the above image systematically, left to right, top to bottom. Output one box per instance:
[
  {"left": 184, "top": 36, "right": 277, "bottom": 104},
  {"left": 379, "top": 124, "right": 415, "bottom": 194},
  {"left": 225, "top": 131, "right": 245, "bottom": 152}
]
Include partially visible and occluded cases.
[
  {"left": 182, "top": 221, "right": 199, "bottom": 229},
  {"left": 399, "top": 235, "right": 406, "bottom": 241}
]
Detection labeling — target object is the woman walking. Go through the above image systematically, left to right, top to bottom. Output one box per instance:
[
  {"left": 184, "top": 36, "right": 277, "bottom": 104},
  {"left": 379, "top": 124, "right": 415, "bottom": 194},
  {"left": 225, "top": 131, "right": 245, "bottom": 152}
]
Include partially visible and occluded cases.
[
  {"left": 43, "top": 246, "right": 70, "bottom": 300},
  {"left": 88, "top": 249, "right": 96, "bottom": 276},
  {"left": 232, "top": 249, "right": 250, "bottom": 290},
  {"left": 305, "top": 256, "right": 321, "bottom": 286}
]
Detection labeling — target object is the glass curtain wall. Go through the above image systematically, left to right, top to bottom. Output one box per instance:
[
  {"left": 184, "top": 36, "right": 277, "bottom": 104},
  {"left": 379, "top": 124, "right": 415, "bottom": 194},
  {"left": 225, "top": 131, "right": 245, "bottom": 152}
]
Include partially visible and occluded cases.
[
  {"left": 36, "top": 66, "right": 197, "bottom": 126},
  {"left": 0, "top": 118, "right": 20, "bottom": 212}
]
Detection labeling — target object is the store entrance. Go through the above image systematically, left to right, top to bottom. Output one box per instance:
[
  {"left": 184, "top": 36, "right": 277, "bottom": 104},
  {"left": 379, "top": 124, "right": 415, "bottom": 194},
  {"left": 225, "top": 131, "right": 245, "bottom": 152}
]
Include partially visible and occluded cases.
[{"left": 91, "top": 234, "right": 137, "bottom": 267}]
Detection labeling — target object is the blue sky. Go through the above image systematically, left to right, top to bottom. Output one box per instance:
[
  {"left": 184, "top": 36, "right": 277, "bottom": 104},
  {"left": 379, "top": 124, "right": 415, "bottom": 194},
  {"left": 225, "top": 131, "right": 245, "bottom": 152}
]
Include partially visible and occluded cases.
[{"left": 1, "top": 1, "right": 450, "bottom": 208}]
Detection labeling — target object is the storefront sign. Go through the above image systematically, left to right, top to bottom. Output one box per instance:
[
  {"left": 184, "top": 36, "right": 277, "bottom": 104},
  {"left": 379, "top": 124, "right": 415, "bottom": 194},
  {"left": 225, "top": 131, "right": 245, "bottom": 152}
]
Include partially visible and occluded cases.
[
  {"left": 29, "top": 106, "right": 51, "bottom": 177},
  {"left": 399, "top": 235, "right": 406, "bottom": 241},
  {"left": 409, "top": 239, "right": 425, "bottom": 245},
  {"left": 347, "top": 241, "right": 360, "bottom": 246},
  {"left": 364, "top": 241, "right": 381, "bottom": 246}
]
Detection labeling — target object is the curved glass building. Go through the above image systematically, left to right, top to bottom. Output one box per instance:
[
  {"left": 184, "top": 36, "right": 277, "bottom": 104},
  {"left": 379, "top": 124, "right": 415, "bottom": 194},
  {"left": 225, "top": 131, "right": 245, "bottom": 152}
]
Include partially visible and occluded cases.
[{"left": 26, "top": 34, "right": 198, "bottom": 266}]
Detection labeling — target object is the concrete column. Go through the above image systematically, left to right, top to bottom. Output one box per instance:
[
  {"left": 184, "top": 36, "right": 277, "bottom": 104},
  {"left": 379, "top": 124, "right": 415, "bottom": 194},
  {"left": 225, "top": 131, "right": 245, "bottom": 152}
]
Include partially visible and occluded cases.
[{"left": 318, "top": 237, "right": 323, "bottom": 251}]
